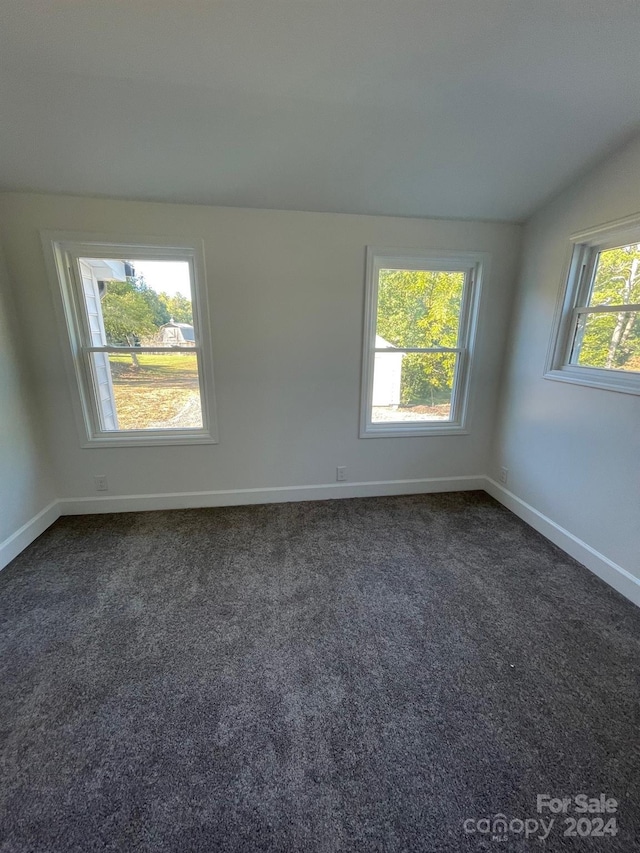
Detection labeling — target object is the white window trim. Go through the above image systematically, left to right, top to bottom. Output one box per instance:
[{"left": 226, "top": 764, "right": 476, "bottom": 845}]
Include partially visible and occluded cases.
[
  {"left": 545, "top": 212, "right": 640, "bottom": 396},
  {"left": 41, "top": 231, "right": 219, "bottom": 447},
  {"left": 360, "top": 247, "right": 485, "bottom": 438}
]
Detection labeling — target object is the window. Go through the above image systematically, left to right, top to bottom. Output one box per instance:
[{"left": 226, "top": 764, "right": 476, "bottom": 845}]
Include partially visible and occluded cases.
[
  {"left": 546, "top": 214, "right": 640, "bottom": 395},
  {"left": 42, "top": 233, "right": 218, "bottom": 446},
  {"left": 360, "top": 248, "right": 484, "bottom": 437}
]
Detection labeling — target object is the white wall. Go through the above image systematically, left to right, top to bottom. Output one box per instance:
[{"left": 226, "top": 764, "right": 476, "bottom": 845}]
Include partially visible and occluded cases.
[
  {"left": 492, "top": 134, "right": 640, "bottom": 581},
  {"left": 0, "top": 193, "right": 520, "bottom": 508},
  {"left": 0, "top": 242, "right": 57, "bottom": 564}
]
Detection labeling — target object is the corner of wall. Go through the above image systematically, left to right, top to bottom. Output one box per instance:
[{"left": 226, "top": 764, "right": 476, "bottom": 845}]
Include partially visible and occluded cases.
[
  {"left": 485, "top": 131, "right": 640, "bottom": 601},
  {"left": 0, "top": 219, "right": 58, "bottom": 569}
]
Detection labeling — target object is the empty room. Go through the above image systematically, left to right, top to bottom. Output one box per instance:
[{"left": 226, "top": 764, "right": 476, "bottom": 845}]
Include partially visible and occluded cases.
[{"left": 1, "top": 2, "right": 639, "bottom": 851}]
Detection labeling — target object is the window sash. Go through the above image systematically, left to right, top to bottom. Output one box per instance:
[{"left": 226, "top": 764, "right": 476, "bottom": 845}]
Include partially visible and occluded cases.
[
  {"left": 545, "top": 213, "right": 640, "bottom": 395},
  {"left": 42, "top": 231, "right": 218, "bottom": 445},
  {"left": 573, "top": 243, "right": 640, "bottom": 312},
  {"left": 565, "top": 247, "right": 640, "bottom": 366},
  {"left": 361, "top": 249, "right": 484, "bottom": 437},
  {"left": 71, "top": 255, "right": 204, "bottom": 350},
  {"left": 71, "top": 258, "right": 207, "bottom": 436},
  {"left": 572, "top": 303, "right": 640, "bottom": 317},
  {"left": 567, "top": 307, "right": 639, "bottom": 371},
  {"left": 82, "top": 346, "right": 207, "bottom": 436},
  {"left": 85, "top": 346, "right": 199, "bottom": 354},
  {"left": 374, "top": 346, "right": 462, "bottom": 354}
]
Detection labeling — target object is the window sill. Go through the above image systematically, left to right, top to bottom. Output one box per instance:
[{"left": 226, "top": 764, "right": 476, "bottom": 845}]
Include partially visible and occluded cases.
[
  {"left": 544, "top": 366, "right": 640, "bottom": 396},
  {"left": 360, "top": 423, "right": 468, "bottom": 438},
  {"left": 81, "top": 431, "right": 218, "bottom": 448}
]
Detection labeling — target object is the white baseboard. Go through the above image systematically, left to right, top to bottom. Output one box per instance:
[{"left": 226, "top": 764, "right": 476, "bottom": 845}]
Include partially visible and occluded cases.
[
  {"left": 57, "top": 475, "right": 486, "bottom": 515},
  {"left": 484, "top": 477, "right": 640, "bottom": 608},
  {"left": 5, "top": 480, "right": 638, "bottom": 611},
  {"left": 0, "top": 501, "right": 61, "bottom": 571}
]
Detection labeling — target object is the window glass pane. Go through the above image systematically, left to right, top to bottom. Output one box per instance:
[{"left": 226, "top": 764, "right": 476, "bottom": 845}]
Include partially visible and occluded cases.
[
  {"left": 589, "top": 244, "right": 640, "bottom": 307},
  {"left": 79, "top": 258, "right": 195, "bottom": 348},
  {"left": 376, "top": 269, "right": 465, "bottom": 349},
  {"left": 573, "top": 311, "right": 640, "bottom": 373},
  {"left": 91, "top": 352, "right": 203, "bottom": 430},
  {"left": 371, "top": 352, "right": 456, "bottom": 423}
]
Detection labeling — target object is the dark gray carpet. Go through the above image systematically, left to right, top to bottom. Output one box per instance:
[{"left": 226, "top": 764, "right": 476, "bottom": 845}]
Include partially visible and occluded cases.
[{"left": 1, "top": 491, "right": 639, "bottom": 852}]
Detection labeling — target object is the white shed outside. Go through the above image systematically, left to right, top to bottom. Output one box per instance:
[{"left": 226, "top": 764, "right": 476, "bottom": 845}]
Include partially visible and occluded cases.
[
  {"left": 160, "top": 321, "right": 196, "bottom": 346},
  {"left": 372, "top": 335, "right": 404, "bottom": 408}
]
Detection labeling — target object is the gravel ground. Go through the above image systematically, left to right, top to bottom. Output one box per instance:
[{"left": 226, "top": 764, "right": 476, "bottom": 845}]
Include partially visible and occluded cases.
[
  {"left": 148, "top": 392, "right": 203, "bottom": 429},
  {"left": 372, "top": 404, "right": 450, "bottom": 422}
]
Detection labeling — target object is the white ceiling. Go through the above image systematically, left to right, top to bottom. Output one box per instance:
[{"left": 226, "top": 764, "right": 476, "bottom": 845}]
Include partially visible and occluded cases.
[{"left": 1, "top": 0, "right": 639, "bottom": 222}]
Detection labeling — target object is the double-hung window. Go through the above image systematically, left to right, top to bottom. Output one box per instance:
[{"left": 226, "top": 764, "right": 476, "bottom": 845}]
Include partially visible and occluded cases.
[
  {"left": 546, "top": 214, "right": 640, "bottom": 394},
  {"left": 43, "top": 233, "right": 218, "bottom": 446},
  {"left": 360, "top": 248, "right": 484, "bottom": 437}
]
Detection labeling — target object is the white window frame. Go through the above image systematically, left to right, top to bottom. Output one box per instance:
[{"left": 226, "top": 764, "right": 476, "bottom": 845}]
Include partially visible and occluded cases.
[
  {"left": 545, "top": 212, "right": 640, "bottom": 395},
  {"left": 41, "top": 231, "right": 219, "bottom": 447},
  {"left": 360, "top": 247, "right": 485, "bottom": 438}
]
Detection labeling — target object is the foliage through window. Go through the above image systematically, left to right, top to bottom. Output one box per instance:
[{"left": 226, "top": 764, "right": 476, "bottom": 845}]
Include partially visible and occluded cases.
[
  {"left": 547, "top": 215, "right": 640, "bottom": 395},
  {"left": 43, "top": 236, "right": 217, "bottom": 446},
  {"left": 570, "top": 245, "right": 640, "bottom": 371},
  {"left": 361, "top": 249, "right": 483, "bottom": 436}
]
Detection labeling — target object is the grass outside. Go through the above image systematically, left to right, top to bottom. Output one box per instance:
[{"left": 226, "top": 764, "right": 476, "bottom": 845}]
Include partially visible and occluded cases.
[{"left": 109, "top": 353, "right": 202, "bottom": 430}]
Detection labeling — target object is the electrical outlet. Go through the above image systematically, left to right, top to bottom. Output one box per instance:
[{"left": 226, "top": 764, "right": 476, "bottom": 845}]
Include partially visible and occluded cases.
[
  {"left": 336, "top": 466, "right": 347, "bottom": 482},
  {"left": 499, "top": 467, "right": 508, "bottom": 485},
  {"left": 94, "top": 475, "right": 108, "bottom": 492}
]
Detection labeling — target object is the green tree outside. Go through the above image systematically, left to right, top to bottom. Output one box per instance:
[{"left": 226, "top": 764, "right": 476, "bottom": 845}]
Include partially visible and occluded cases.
[
  {"left": 576, "top": 244, "right": 640, "bottom": 371},
  {"left": 376, "top": 269, "right": 464, "bottom": 406},
  {"left": 101, "top": 275, "right": 194, "bottom": 368},
  {"left": 101, "top": 279, "right": 157, "bottom": 347},
  {"left": 137, "top": 279, "right": 171, "bottom": 328},
  {"left": 159, "top": 292, "right": 193, "bottom": 325}
]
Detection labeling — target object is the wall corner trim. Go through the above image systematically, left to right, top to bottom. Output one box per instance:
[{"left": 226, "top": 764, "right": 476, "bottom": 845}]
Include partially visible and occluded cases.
[
  {"left": 484, "top": 477, "right": 640, "bottom": 608},
  {"left": 0, "top": 501, "right": 61, "bottom": 571}
]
